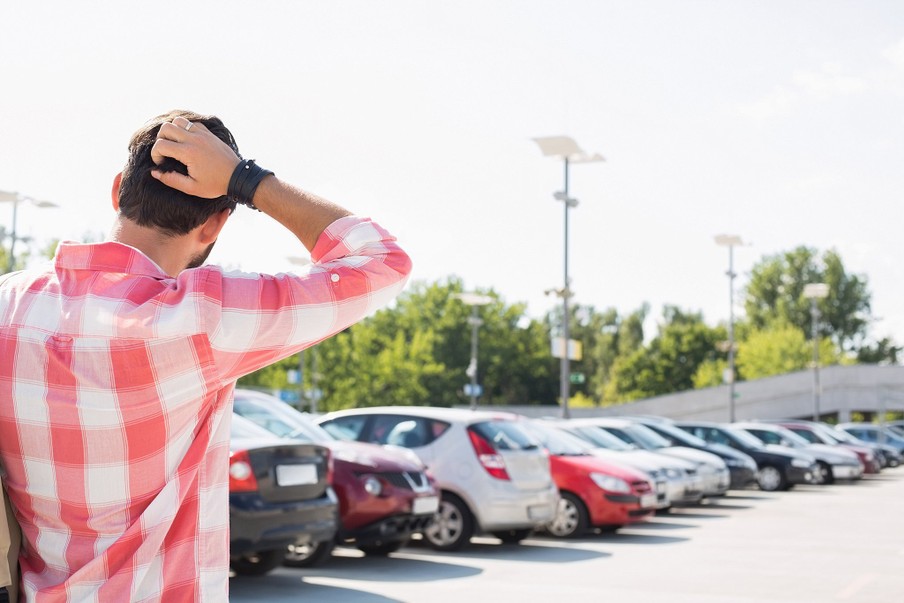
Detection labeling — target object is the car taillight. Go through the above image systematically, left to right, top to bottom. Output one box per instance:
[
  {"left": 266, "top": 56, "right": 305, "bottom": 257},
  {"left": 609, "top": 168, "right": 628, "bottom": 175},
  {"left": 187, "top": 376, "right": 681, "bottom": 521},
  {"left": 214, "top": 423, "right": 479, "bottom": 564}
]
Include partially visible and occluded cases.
[
  {"left": 467, "top": 428, "right": 510, "bottom": 481},
  {"left": 229, "top": 450, "right": 259, "bottom": 492}
]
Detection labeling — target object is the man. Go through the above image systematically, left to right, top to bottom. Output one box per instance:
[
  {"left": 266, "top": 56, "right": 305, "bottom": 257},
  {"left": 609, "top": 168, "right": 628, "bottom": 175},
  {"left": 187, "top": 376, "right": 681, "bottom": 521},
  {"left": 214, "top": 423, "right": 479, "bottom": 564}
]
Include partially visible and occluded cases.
[{"left": 0, "top": 110, "right": 411, "bottom": 601}]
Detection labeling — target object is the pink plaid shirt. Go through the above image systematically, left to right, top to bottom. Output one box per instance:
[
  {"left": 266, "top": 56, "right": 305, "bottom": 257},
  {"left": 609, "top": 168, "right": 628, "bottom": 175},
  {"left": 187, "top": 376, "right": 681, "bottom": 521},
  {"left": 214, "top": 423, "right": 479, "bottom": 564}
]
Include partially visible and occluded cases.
[{"left": 0, "top": 215, "right": 411, "bottom": 602}]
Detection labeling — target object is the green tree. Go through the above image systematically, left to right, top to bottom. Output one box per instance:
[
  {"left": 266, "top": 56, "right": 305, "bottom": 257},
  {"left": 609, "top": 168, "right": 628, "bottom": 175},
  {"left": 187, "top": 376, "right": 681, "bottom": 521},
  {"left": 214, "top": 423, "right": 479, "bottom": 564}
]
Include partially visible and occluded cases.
[{"left": 735, "top": 323, "right": 844, "bottom": 380}]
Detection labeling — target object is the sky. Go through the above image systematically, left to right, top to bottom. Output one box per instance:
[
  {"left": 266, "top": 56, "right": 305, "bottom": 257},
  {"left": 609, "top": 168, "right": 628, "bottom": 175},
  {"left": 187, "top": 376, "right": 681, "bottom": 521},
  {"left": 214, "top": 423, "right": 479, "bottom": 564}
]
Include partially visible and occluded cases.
[{"left": 2, "top": 1, "right": 903, "bottom": 345}]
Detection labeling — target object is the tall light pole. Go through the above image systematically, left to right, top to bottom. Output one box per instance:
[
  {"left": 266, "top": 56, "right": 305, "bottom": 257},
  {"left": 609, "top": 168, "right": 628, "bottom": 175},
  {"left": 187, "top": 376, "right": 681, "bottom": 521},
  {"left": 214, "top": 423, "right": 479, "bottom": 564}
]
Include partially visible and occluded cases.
[
  {"left": 532, "top": 136, "right": 603, "bottom": 419},
  {"left": 0, "top": 190, "right": 59, "bottom": 273},
  {"left": 715, "top": 234, "right": 744, "bottom": 422},
  {"left": 803, "top": 283, "right": 830, "bottom": 422},
  {"left": 456, "top": 292, "right": 493, "bottom": 410}
]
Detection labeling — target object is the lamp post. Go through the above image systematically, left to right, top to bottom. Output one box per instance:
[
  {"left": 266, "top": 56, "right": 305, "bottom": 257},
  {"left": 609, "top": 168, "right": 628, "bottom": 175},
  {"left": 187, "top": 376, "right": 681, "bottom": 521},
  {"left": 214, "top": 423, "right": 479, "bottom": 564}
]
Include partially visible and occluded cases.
[
  {"left": 532, "top": 136, "right": 603, "bottom": 419},
  {"left": 0, "top": 190, "right": 59, "bottom": 273},
  {"left": 714, "top": 234, "right": 744, "bottom": 422},
  {"left": 803, "top": 283, "right": 830, "bottom": 422},
  {"left": 455, "top": 292, "right": 493, "bottom": 410}
]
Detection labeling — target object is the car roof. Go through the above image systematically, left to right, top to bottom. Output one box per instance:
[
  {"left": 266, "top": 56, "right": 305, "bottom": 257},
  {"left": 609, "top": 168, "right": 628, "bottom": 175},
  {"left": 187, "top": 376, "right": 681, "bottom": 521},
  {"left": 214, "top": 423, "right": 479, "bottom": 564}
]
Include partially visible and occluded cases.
[
  {"left": 319, "top": 405, "right": 523, "bottom": 424},
  {"left": 567, "top": 417, "right": 634, "bottom": 427}
]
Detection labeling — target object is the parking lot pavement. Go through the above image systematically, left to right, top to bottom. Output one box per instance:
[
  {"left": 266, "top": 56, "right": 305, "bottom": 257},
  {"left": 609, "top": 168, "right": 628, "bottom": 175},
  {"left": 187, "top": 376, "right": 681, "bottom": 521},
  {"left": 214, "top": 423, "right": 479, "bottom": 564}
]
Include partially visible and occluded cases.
[{"left": 230, "top": 468, "right": 904, "bottom": 603}]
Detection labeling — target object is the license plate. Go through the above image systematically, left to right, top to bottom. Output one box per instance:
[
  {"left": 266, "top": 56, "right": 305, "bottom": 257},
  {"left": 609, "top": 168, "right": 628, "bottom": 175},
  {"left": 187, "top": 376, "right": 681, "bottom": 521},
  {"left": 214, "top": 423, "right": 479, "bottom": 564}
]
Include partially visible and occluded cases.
[
  {"left": 275, "top": 464, "right": 318, "bottom": 486},
  {"left": 640, "top": 494, "right": 657, "bottom": 508},
  {"left": 413, "top": 495, "right": 439, "bottom": 515}
]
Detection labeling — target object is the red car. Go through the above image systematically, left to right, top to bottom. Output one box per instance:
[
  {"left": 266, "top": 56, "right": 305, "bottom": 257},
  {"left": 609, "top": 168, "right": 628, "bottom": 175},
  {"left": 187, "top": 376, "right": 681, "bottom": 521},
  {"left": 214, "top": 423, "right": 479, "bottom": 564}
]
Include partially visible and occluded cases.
[
  {"left": 232, "top": 390, "right": 439, "bottom": 565},
  {"left": 522, "top": 420, "right": 657, "bottom": 538},
  {"left": 770, "top": 421, "right": 879, "bottom": 475}
]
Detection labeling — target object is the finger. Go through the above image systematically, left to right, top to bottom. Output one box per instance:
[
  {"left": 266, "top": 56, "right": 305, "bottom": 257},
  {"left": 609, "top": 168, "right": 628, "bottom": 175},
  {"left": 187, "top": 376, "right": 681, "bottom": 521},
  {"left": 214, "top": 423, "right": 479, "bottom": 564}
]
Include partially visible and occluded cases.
[
  {"left": 171, "top": 116, "right": 192, "bottom": 131},
  {"left": 157, "top": 122, "right": 191, "bottom": 143},
  {"left": 150, "top": 137, "right": 187, "bottom": 165},
  {"left": 151, "top": 169, "right": 197, "bottom": 194}
]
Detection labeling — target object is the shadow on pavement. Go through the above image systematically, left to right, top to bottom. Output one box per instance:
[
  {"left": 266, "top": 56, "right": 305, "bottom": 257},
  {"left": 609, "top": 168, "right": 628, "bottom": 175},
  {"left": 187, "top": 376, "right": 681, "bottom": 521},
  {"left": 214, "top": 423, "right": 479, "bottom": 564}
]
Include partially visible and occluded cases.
[
  {"left": 622, "top": 520, "right": 700, "bottom": 530},
  {"left": 592, "top": 531, "right": 690, "bottom": 545},
  {"left": 404, "top": 538, "right": 609, "bottom": 563},
  {"left": 287, "top": 552, "right": 483, "bottom": 582},
  {"left": 230, "top": 573, "right": 403, "bottom": 603}
]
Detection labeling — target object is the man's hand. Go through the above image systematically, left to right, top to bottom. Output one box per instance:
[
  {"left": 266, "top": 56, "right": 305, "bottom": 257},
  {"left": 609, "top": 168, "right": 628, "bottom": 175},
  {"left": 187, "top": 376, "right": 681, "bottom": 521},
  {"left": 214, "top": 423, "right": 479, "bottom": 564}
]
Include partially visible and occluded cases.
[{"left": 150, "top": 116, "right": 240, "bottom": 199}]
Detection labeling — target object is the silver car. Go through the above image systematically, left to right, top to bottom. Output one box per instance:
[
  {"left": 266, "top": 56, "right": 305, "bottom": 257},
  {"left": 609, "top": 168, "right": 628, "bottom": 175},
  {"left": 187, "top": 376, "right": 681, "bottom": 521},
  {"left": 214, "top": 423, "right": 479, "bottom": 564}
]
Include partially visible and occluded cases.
[{"left": 318, "top": 407, "right": 558, "bottom": 551}]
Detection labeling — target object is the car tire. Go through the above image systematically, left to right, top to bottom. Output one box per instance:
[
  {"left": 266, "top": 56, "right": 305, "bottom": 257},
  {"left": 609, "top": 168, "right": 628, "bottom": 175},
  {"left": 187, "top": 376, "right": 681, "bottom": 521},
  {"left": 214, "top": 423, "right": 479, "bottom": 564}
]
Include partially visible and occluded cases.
[
  {"left": 817, "top": 461, "right": 834, "bottom": 485},
  {"left": 757, "top": 465, "right": 788, "bottom": 492},
  {"left": 424, "top": 492, "right": 474, "bottom": 551},
  {"left": 545, "top": 492, "right": 589, "bottom": 539},
  {"left": 492, "top": 528, "right": 533, "bottom": 544},
  {"left": 358, "top": 539, "right": 407, "bottom": 556},
  {"left": 283, "top": 540, "right": 334, "bottom": 568},
  {"left": 230, "top": 550, "right": 284, "bottom": 576}
]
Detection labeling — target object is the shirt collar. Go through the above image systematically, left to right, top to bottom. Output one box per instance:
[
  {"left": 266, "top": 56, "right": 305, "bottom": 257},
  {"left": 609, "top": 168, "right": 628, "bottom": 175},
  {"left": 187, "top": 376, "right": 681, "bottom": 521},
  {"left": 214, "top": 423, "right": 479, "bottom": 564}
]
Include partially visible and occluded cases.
[{"left": 54, "top": 240, "right": 170, "bottom": 279}]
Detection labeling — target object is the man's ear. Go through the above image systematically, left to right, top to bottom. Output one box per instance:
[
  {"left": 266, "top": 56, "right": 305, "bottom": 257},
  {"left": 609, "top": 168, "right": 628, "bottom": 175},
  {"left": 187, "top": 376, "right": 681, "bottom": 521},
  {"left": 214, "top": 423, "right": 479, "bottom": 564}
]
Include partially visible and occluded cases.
[
  {"left": 111, "top": 173, "right": 123, "bottom": 211},
  {"left": 197, "top": 209, "right": 232, "bottom": 245}
]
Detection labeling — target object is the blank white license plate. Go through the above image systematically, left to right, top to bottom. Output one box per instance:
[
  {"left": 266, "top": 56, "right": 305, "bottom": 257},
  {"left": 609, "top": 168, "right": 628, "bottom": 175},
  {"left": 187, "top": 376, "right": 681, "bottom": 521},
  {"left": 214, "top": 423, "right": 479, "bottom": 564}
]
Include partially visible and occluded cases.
[
  {"left": 275, "top": 464, "right": 318, "bottom": 486},
  {"left": 640, "top": 494, "right": 657, "bottom": 508},
  {"left": 412, "top": 495, "right": 439, "bottom": 515}
]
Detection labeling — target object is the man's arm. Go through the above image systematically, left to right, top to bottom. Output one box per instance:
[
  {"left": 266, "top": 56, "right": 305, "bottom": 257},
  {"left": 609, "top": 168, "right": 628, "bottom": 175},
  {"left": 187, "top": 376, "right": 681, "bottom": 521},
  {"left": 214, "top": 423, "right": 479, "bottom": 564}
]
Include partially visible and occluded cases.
[{"left": 150, "top": 117, "right": 350, "bottom": 251}]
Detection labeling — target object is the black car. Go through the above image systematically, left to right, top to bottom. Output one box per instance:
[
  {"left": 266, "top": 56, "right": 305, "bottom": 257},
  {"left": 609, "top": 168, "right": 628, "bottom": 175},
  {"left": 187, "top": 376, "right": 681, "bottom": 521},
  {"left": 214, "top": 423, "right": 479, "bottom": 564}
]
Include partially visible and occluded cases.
[
  {"left": 229, "top": 414, "right": 338, "bottom": 576},
  {"left": 629, "top": 417, "right": 759, "bottom": 490},
  {"left": 676, "top": 421, "right": 818, "bottom": 492}
]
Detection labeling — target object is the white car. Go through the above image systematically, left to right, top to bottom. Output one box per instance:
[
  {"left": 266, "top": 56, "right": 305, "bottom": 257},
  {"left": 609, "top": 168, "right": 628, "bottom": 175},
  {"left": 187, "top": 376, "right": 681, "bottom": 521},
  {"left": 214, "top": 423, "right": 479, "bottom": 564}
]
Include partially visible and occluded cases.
[{"left": 317, "top": 407, "right": 559, "bottom": 551}]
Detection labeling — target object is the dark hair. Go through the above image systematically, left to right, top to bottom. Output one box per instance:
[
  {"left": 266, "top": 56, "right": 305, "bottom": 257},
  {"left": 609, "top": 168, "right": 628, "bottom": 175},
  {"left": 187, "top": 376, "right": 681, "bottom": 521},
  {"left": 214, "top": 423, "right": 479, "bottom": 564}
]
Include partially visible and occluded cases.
[{"left": 117, "top": 110, "right": 241, "bottom": 236}]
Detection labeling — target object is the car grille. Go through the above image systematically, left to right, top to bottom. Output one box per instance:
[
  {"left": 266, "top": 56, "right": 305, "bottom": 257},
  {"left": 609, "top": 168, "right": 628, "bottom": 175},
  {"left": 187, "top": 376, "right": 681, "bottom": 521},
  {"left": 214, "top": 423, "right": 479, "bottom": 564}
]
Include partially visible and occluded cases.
[
  {"left": 379, "top": 471, "right": 429, "bottom": 491},
  {"left": 632, "top": 480, "right": 653, "bottom": 494}
]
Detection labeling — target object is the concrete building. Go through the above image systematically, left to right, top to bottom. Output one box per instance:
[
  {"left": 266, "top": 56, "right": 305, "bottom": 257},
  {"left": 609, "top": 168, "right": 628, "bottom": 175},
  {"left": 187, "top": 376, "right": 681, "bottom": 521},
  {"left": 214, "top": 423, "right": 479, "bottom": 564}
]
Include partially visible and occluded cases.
[{"left": 490, "top": 364, "right": 904, "bottom": 423}]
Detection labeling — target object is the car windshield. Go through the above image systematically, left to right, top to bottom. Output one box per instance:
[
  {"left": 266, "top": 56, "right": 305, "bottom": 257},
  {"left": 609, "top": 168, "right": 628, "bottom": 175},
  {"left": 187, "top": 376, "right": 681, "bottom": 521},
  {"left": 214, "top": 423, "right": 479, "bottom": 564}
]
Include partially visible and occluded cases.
[
  {"left": 233, "top": 391, "right": 334, "bottom": 444},
  {"left": 231, "top": 413, "right": 278, "bottom": 439},
  {"left": 470, "top": 420, "right": 540, "bottom": 451},
  {"left": 646, "top": 421, "right": 709, "bottom": 447},
  {"left": 523, "top": 422, "right": 592, "bottom": 456},
  {"left": 624, "top": 424, "right": 672, "bottom": 449},
  {"left": 565, "top": 425, "right": 634, "bottom": 451},
  {"left": 773, "top": 426, "right": 811, "bottom": 447},
  {"left": 727, "top": 427, "right": 765, "bottom": 449}
]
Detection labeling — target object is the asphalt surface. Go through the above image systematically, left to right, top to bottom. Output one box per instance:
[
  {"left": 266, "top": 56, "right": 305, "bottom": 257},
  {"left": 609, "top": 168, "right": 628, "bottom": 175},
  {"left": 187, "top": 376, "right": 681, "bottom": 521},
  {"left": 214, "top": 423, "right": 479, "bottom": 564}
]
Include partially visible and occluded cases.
[{"left": 230, "top": 468, "right": 904, "bottom": 602}]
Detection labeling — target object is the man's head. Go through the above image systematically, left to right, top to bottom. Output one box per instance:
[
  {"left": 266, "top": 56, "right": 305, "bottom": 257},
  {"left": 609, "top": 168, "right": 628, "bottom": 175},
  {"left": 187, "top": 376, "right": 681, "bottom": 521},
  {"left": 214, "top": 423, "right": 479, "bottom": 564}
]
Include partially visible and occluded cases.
[{"left": 117, "top": 110, "right": 240, "bottom": 236}]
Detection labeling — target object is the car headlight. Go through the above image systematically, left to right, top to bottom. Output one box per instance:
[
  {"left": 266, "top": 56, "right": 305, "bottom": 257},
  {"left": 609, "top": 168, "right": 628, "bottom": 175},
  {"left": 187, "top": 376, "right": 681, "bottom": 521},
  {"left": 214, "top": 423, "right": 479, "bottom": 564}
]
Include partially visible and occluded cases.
[
  {"left": 791, "top": 458, "right": 812, "bottom": 468},
  {"left": 725, "top": 459, "right": 746, "bottom": 467},
  {"left": 664, "top": 468, "right": 683, "bottom": 479},
  {"left": 590, "top": 473, "right": 631, "bottom": 494},
  {"left": 362, "top": 475, "right": 383, "bottom": 496}
]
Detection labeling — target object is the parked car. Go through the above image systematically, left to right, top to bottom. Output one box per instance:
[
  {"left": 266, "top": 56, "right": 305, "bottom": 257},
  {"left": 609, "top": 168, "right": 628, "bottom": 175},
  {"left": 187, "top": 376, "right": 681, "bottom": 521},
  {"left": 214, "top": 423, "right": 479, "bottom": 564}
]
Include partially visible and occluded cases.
[
  {"left": 232, "top": 390, "right": 439, "bottom": 564},
  {"left": 318, "top": 407, "right": 559, "bottom": 551},
  {"left": 229, "top": 414, "right": 338, "bottom": 576},
  {"left": 627, "top": 416, "right": 759, "bottom": 489},
  {"left": 579, "top": 417, "right": 730, "bottom": 497},
  {"left": 563, "top": 419, "right": 705, "bottom": 506},
  {"left": 520, "top": 420, "right": 657, "bottom": 537},
  {"left": 542, "top": 420, "right": 680, "bottom": 510},
  {"left": 766, "top": 420, "right": 881, "bottom": 474},
  {"left": 676, "top": 421, "right": 819, "bottom": 492},
  {"left": 886, "top": 421, "right": 904, "bottom": 438},
  {"left": 733, "top": 422, "right": 863, "bottom": 484},
  {"left": 836, "top": 422, "right": 904, "bottom": 456},
  {"left": 825, "top": 423, "right": 901, "bottom": 468}
]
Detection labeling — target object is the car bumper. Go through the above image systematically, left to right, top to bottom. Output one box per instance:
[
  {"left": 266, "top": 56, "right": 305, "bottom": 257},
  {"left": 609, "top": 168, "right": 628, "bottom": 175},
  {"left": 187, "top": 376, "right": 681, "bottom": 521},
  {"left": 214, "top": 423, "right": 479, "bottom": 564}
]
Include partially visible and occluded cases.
[
  {"left": 831, "top": 463, "right": 864, "bottom": 480},
  {"left": 787, "top": 465, "right": 816, "bottom": 486},
  {"left": 728, "top": 466, "right": 758, "bottom": 489},
  {"left": 701, "top": 468, "right": 731, "bottom": 497},
  {"left": 667, "top": 476, "right": 705, "bottom": 505},
  {"left": 474, "top": 483, "right": 559, "bottom": 531},
  {"left": 230, "top": 488, "right": 339, "bottom": 556},
  {"left": 587, "top": 491, "right": 656, "bottom": 526},
  {"left": 342, "top": 511, "right": 436, "bottom": 546}
]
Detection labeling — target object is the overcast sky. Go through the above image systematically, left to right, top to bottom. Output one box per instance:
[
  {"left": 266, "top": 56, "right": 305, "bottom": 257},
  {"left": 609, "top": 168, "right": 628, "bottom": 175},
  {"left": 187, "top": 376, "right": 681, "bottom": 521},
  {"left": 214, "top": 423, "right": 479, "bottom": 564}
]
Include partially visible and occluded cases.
[{"left": 2, "top": 1, "right": 903, "bottom": 343}]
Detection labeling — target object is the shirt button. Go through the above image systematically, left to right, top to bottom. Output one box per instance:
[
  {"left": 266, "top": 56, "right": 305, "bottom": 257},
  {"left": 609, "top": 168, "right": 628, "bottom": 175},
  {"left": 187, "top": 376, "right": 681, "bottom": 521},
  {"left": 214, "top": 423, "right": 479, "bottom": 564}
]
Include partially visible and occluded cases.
[{"left": 331, "top": 273, "right": 340, "bottom": 282}]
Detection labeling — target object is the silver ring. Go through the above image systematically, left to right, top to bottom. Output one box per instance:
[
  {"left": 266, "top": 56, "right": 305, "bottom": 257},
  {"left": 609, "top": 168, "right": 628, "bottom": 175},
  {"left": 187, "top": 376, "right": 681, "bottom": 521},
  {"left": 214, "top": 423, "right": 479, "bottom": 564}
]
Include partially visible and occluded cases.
[{"left": 184, "top": 122, "right": 193, "bottom": 132}]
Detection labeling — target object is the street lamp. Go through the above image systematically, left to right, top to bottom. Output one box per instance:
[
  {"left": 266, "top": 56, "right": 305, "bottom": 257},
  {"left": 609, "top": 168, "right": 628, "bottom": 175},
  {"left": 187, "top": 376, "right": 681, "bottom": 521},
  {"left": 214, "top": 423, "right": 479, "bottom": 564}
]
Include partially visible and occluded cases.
[
  {"left": 533, "top": 136, "right": 604, "bottom": 419},
  {"left": 0, "top": 190, "right": 59, "bottom": 273},
  {"left": 714, "top": 234, "right": 744, "bottom": 422},
  {"left": 803, "top": 282, "right": 830, "bottom": 422},
  {"left": 455, "top": 292, "right": 493, "bottom": 410}
]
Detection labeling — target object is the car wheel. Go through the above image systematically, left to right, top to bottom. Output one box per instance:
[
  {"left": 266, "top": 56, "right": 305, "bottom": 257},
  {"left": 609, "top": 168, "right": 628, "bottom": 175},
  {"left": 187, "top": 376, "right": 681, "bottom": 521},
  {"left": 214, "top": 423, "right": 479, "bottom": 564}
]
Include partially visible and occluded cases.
[
  {"left": 888, "top": 456, "right": 901, "bottom": 468},
  {"left": 817, "top": 461, "right": 834, "bottom": 485},
  {"left": 757, "top": 465, "right": 787, "bottom": 492},
  {"left": 424, "top": 492, "right": 474, "bottom": 551},
  {"left": 546, "top": 492, "right": 589, "bottom": 539},
  {"left": 492, "top": 528, "right": 533, "bottom": 544},
  {"left": 358, "top": 539, "right": 407, "bottom": 556},
  {"left": 283, "top": 540, "right": 334, "bottom": 568},
  {"left": 230, "top": 550, "right": 284, "bottom": 576}
]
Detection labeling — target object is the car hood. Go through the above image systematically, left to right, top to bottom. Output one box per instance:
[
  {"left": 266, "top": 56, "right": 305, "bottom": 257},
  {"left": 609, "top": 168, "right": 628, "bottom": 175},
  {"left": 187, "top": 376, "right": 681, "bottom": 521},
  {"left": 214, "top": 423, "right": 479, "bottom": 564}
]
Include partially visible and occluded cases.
[
  {"left": 328, "top": 440, "right": 425, "bottom": 472},
  {"left": 806, "top": 443, "right": 859, "bottom": 463},
  {"left": 764, "top": 444, "right": 816, "bottom": 463},
  {"left": 658, "top": 446, "right": 727, "bottom": 469},
  {"left": 589, "top": 448, "right": 694, "bottom": 472},
  {"left": 553, "top": 454, "right": 649, "bottom": 483}
]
